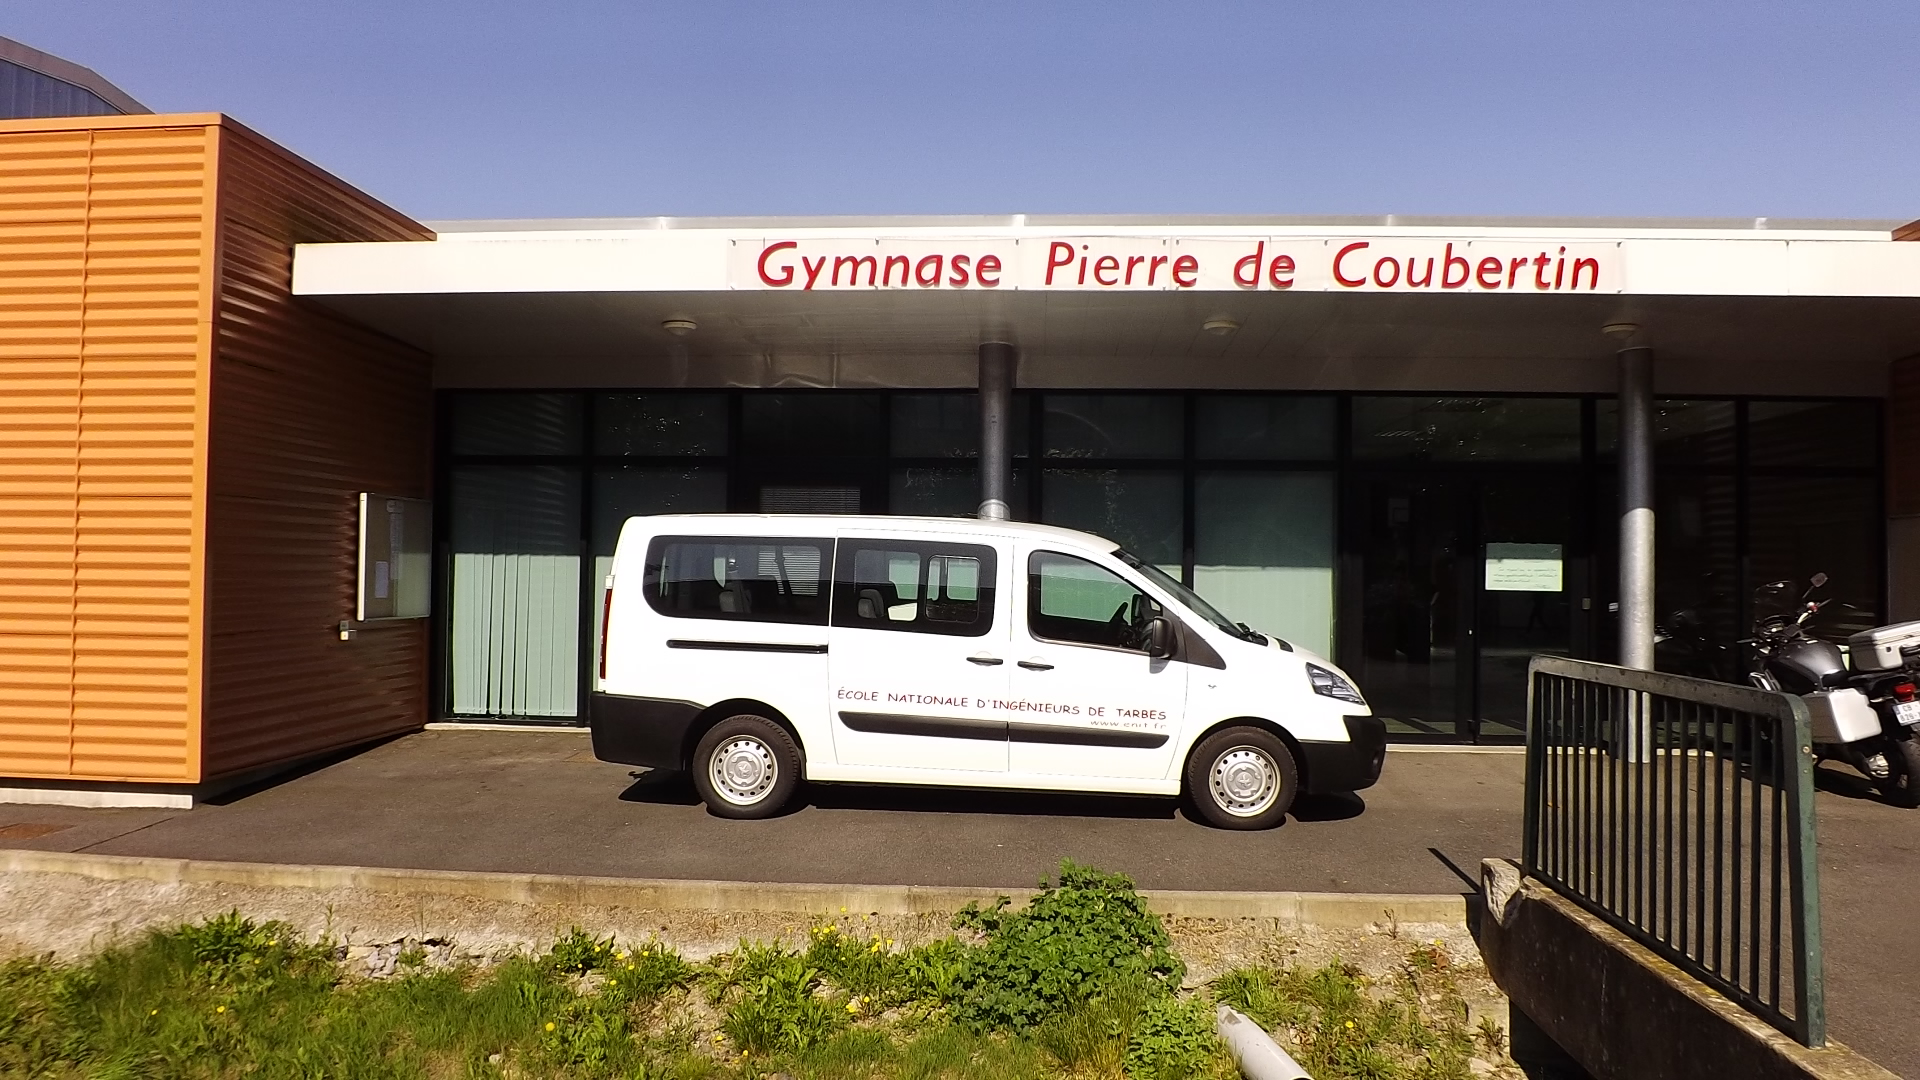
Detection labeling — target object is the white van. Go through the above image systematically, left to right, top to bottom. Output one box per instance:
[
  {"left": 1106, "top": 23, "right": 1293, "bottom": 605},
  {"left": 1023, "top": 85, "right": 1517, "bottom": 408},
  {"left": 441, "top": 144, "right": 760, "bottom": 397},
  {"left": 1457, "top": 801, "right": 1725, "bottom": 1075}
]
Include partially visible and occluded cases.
[{"left": 591, "top": 515, "right": 1385, "bottom": 830}]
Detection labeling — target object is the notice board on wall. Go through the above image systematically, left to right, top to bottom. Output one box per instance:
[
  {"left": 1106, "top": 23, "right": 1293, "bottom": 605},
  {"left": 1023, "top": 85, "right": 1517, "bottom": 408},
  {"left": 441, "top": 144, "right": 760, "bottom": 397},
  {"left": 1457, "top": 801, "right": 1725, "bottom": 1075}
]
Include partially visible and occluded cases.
[{"left": 357, "top": 493, "right": 432, "bottom": 621}]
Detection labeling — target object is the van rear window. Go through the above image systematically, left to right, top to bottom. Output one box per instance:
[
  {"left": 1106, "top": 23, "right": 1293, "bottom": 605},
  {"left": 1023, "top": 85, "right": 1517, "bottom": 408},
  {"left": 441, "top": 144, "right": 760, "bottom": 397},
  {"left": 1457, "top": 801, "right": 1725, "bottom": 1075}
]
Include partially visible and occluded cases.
[{"left": 645, "top": 536, "right": 832, "bottom": 625}]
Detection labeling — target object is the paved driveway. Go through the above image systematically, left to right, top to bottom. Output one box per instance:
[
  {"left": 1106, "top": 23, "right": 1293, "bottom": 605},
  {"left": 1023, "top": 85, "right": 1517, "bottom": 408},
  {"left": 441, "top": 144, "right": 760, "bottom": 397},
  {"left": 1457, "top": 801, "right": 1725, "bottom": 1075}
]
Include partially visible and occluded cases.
[{"left": 1, "top": 728, "right": 1912, "bottom": 1074}]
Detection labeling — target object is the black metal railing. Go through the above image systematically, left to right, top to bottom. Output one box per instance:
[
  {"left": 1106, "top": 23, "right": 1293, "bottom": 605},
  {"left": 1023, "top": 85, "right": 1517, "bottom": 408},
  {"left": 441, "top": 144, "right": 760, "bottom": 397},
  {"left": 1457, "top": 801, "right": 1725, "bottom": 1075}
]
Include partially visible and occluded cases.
[{"left": 1522, "top": 656, "right": 1826, "bottom": 1047}]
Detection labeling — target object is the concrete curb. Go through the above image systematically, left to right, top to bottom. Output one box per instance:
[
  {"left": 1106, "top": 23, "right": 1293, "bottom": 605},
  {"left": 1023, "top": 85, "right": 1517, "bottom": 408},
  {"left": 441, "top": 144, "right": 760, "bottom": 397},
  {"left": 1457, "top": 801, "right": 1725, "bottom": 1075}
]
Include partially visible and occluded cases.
[{"left": 0, "top": 848, "right": 1467, "bottom": 928}]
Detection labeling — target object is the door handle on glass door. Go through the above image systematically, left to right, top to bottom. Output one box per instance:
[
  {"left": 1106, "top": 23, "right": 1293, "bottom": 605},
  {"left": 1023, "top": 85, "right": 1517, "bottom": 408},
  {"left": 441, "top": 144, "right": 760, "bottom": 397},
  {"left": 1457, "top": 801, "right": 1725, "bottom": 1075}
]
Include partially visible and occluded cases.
[
  {"left": 967, "top": 654, "right": 1004, "bottom": 666},
  {"left": 1018, "top": 659, "right": 1054, "bottom": 671}
]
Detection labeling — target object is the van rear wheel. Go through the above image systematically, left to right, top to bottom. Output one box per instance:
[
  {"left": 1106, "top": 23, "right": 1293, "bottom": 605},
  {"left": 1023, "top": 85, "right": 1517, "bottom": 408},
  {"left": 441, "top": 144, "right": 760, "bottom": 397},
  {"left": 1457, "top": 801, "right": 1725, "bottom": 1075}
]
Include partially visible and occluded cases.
[
  {"left": 691, "top": 714, "right": 801, "bottom": 819},
  {"left": 1185, "top": 726, "right": 1298, "bottom": 830}
]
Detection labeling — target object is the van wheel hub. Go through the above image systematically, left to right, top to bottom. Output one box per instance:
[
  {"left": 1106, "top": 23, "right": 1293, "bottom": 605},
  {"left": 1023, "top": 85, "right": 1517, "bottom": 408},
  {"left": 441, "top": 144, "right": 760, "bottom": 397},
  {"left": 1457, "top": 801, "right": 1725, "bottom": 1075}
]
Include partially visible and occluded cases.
[
  {"left": 711, "top": 737, "right": 777, "bottom": 804},
  {"left": 1210, "top": 747, "right": 1280, "bottom": 817}
]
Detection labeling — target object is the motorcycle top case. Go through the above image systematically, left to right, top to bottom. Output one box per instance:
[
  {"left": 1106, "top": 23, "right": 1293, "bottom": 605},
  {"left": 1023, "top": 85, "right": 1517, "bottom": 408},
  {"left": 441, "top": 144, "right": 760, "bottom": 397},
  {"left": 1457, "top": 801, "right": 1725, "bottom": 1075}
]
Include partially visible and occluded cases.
[{"left": 1846, "top": 620, "right": 1920, "bottom": 672}]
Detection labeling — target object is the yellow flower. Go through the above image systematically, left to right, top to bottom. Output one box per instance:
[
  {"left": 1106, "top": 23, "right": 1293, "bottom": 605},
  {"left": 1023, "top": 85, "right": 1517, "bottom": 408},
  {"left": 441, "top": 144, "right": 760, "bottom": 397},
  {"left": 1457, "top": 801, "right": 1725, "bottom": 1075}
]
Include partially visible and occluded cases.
[
  {"left": 839, "top": 906, "right": 847, "bottom": 914},
  {"left": 847, "top": 1000, "right": 860, "bottom": 1013},
  {"left": 216, "top": 1006, "right": 226, "bottom": 1014},
  {"left": 149, "top": 1009, "right": 158, "bottom": 1016},
  {"left": 1345, "top": 1020, "right": 1354, "bottom": 1029},
  {"left": 544, "top": 1022, "right": 555, "bottom": 1032}
]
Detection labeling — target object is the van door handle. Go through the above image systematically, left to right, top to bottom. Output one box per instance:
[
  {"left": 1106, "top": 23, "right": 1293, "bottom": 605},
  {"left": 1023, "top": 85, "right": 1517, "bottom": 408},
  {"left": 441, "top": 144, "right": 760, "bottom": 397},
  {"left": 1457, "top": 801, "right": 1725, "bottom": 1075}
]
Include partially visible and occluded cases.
[
  {"left": 967, "top": 654, "right": 1004, "bottom": 666},
  {"left": 1018, "top": 659, "right": 1054, "bottom": 671}
]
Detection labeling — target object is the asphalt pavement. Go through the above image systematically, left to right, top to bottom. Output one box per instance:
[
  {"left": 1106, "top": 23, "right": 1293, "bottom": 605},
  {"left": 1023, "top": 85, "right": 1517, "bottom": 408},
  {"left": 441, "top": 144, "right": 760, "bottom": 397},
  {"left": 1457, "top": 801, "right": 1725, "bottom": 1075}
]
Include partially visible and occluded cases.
[{"left": 0, "top": 728, "right": 1913, "bottom": 1075}]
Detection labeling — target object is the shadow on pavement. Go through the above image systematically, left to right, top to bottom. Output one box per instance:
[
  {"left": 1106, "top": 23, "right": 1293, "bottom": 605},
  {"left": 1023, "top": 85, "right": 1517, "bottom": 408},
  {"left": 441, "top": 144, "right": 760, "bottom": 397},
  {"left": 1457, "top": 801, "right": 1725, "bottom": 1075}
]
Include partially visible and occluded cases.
[
  {"left": 200, "top": 734, "right": 412, "bottom": 806},
  {"left": 1811, "top": 762, "right": 1909, "bottom": 807}
]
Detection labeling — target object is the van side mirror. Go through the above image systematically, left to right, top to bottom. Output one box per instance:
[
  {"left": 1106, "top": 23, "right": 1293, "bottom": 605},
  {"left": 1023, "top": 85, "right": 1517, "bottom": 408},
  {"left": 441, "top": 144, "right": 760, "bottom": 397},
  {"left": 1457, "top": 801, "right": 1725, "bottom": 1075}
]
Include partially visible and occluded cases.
[{"left": 1145, "top": 617, "right": 1175, "bottom": 660}]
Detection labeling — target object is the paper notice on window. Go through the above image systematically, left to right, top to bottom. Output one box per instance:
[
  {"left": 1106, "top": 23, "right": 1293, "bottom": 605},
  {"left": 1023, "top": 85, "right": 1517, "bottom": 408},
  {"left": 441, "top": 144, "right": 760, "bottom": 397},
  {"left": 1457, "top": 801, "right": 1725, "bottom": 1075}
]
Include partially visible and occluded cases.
[{"left": 1485, "top": 543, "right": 1563, "bottom": 593}]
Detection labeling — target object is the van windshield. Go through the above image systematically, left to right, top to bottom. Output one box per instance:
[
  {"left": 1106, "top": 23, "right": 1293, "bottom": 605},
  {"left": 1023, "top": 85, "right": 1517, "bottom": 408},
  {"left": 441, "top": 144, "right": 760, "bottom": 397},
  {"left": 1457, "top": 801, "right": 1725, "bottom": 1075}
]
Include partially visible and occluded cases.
[{"left": 1114, "top": 550, "right": 1267, "bottom": 644}]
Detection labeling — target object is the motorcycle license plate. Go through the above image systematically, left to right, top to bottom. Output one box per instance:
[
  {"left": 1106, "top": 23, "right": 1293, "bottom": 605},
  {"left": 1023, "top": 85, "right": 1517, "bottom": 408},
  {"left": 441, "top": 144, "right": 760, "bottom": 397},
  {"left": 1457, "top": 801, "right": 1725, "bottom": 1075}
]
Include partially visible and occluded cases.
[{"left": 1897, "top": 701, "right": 1920, "bottom": 727}]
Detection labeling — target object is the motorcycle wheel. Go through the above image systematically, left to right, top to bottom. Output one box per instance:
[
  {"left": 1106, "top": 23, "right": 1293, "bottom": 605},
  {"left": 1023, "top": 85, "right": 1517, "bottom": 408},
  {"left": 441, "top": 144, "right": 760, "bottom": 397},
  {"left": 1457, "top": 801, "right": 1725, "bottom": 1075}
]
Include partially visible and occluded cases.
[{"left": 1867, "top": 736, "right": 1920, "bottom": 809}]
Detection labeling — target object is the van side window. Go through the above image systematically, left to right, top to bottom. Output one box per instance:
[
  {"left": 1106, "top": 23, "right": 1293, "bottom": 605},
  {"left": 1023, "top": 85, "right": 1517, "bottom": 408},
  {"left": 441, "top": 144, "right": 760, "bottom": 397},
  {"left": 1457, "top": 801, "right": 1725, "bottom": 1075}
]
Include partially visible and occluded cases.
[
  {"left": 645, "top": 536, "right": 832, "bottom": 626},
  {"left": 833, "top": 541, "right": 996, "bottom": 637},
  {"left": 1028, "top": 551, "right": 1160, "bottom": 650}
]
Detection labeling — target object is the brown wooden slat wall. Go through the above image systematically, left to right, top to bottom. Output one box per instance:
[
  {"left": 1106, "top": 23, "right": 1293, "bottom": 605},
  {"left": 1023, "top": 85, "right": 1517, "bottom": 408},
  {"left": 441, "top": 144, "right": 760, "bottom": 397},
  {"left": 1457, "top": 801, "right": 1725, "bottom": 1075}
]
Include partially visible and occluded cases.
[
  {"left": 0, "top": 114, "right": 433, "bottom": 786},
  {"left": 0, "top": 120, "right": 213, "bottom": 782},
  {"left": 199, "top": 126, "right": 432, "bottom": 781},
  {"left": 1895, "top": 219, "right": 1919, "bottom": 242},
  {"left": 1892, "top": 355, "right": 1920, "bottom": 518}
]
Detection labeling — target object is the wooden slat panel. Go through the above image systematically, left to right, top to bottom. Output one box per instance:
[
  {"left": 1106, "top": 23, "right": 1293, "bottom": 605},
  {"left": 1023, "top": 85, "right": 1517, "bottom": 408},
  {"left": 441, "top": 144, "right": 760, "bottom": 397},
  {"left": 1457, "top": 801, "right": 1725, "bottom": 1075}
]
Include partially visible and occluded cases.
[
  {"left": 0, "top": 120, "right": 212, "bottom": 782},
  {"left": 198, "top": 127, "right": 433, "bottom": 781}
]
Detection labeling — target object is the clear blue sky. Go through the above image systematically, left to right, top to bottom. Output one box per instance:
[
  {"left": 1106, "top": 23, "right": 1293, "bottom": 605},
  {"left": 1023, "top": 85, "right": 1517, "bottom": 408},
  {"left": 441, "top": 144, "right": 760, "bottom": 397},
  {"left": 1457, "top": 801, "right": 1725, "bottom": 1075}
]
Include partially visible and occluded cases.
[{"left": 11, "top": 2, "right": 1918, "bottom": 222}]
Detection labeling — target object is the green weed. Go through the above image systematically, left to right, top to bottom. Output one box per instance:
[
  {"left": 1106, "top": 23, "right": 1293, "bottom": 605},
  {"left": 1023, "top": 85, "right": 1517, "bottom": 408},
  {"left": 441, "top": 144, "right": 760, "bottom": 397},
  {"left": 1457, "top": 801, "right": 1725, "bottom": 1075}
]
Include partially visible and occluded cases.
[{"left": 949, "top": 859, "right": 1184, "bottom": 1032}]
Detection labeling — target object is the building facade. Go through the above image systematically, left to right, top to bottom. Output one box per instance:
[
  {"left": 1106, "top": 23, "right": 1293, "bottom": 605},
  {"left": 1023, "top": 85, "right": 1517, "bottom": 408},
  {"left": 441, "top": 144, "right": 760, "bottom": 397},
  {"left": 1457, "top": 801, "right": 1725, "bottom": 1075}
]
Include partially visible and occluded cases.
[{"left": 3, "top": 110, "right": 1920, "bottom": 797}]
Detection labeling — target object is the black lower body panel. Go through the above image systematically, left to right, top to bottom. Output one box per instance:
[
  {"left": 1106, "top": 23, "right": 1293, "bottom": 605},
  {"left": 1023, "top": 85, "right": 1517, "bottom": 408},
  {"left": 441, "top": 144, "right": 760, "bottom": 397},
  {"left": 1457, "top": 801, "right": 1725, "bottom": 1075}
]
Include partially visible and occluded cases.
[
  {"left": 589, "top": 693, "right": 704, "bottom": 769},
  {"left": 1296, "top": 715, "right": 1388, "bottom": 794}
]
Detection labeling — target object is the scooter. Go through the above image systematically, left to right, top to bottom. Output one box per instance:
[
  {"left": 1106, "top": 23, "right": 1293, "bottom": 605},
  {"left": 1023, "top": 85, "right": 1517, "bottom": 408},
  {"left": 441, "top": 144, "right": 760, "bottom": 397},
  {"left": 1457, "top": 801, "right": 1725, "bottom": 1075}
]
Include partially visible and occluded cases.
[{"left": 1746, "top": 574, "right": 1920, "bottom": 808}]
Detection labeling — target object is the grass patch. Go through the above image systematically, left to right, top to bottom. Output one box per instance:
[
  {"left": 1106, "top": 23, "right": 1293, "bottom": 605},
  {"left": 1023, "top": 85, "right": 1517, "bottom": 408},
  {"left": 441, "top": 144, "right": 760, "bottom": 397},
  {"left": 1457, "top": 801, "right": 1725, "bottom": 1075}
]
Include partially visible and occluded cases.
[
  {"left": 0, "top": 863, "right": 1505, "bottom": 1079},
  {"left": 1212, "top": 940, "right": 1488, "bottom": 1080}
]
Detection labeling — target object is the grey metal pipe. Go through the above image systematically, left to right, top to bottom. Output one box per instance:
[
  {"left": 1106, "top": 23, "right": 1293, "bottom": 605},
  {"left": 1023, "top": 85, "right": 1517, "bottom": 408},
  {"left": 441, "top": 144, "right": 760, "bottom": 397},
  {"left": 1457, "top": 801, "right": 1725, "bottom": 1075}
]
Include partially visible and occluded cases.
[
  {"left": 978, "top": 341, "right": 1015, "bottom": 520},
  {"left": 1618, "top": 345, "right": 1655, "bottom": 670}
]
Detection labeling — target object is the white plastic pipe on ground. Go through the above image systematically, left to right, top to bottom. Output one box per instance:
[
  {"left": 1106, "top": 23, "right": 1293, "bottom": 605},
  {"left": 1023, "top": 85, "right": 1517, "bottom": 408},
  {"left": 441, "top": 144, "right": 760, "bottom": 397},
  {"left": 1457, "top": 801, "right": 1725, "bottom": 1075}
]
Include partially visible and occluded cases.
[{"left": 1216, "top": 1004, "right": 1312, "bottom": 1080}]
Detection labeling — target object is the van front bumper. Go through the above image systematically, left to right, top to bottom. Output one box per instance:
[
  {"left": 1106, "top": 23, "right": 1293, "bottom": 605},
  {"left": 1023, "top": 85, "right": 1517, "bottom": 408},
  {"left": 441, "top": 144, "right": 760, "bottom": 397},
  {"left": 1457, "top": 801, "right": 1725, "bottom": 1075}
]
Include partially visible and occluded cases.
[
  {"left": 589, "top": 692, "right": 704, "bottom": 769},
  {"left": 1297, "top": 715, "right": 1388, "bottom": 794}
]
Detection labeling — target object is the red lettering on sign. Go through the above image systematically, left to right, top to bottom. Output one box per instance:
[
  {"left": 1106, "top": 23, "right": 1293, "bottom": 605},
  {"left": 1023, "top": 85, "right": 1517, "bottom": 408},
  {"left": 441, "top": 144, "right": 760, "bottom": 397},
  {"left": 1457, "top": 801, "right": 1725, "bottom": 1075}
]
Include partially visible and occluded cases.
[
  {"left": 757, "top": 241, "right": 797, "bottom": 287},
  {"left": 1046, "top": 242, "right": 1075, "bottom": 285},
  {"left": 1234, "top": 242, "right": 1265, "bottom": 288},
  {"left": 1333, "top": 242, "right": 1370, "bottom": 287},
  {"left": 1442, "top": 244, "right": 1470, "bottom": 289},
  {"left": 1553, "top": 246, "right": 1566, "bottom": 289},
  {"left": 1532, "top": 252, "right": 1553, "bottom": 290},
  {"left": 1269, "top": 253, "right": 1294, "bottom": 288},
  {"left": 833, "top": 254, "right": 877, "bottom": 287},
  {"left": 883, "top": 254, "right": 911, "bottom": 286},
  {"left": 915, "top": 254, "right": 944, "bottom": 287},
  {"left": 949, "top": 254, "right": 971, "bottom": 287},
  {"left": 976, "top": 254, "right": 1002, "bottom": 287},
  {"left": 1126, "top": 254, "right": 1146, "bottom": 284},
  {"left": 1149, "top": 254, "right": 1168, "bottom": 284},
  {"left": 1171, "top": 254, "right": 1199, "bottom": 287},
  {"left": 801, "top": 255, "right": 827, "bottom": 290},
  {"left": 1093, "top": 255, "right": 1120, "bottom": 285},
  {"left": 1372, "top": 256, "right": 1400, "bottom": 288},
  {"left": 1406, "top": 256, "right": 1434, "bottom": 288},
  {"left": 1476, "top": 257, "right": 1503, "bottom": 289},
  {"left": 1507, "top": 257, "right": 1527, "bottom": 288},
  {"left": 1570, "top": 257, "right": 1599, "bottom": 290}
]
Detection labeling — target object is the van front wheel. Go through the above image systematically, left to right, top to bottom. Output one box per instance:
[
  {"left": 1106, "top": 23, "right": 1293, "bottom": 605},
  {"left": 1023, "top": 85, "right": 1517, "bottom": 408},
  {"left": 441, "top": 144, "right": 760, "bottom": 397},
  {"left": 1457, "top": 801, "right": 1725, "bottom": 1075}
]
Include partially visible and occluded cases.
[
  {"left": 691, "top": 714, "right": 801, "bottom": 819},
  {"left": 1185, "top": 727, "right": 1298, "bottom": 830}
]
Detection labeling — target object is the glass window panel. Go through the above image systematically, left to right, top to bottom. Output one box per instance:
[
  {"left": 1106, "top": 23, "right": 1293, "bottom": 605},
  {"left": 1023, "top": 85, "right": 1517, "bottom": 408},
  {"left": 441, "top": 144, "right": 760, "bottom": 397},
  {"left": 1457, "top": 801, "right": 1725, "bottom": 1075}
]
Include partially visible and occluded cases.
[
  {"left": 890, "top": 392, "right": 1031, "bottom": 457},
  {"left": 449, "top": 393, "right": 583, "bottom": 456},
  {"left": 595, "top": 394, "right": 727, "bottom": 456},
  {"left": 741, "top": 394, "right": 884, "bottom": 458},
  {"left": 1043, "top": 395, "right": 1182, "bottom": 459},
  {"left": 1195, "top": 396, "right": 1336, "bottom": 460},
  {"left": 1353, "top": 397, "right": 1580, "bottom": 462},
  {"left": 1596, "top": 399, "right": 1735, "bottom": 465},
  {"left": 1748, "top": 400, "right": 1879, "bottom": 469},
  {"left": 448, "top": 466, "right": 580, "bottom": 717},
  {"left": 889, "top": 466, "right": 1030, "bottom": 518},
  {"left": 591, "top": 467, "right": 728, "bottom": 685},
  {"left": 1040, "top": 469, "right": 1183, "bottom": 569},
  {"left": 1193, "top": 472, "right": 1336, "bottom": 655},
  {"left": 1749, "top": 475, "right": 1881, "bottom": 636},
  {"left": 646, "top": 536, "right": 831, "bottom": 625},
  {"left": 833, "top": 541, "right": 997, "bottom": 636},
  {"left": 1028, "top": 551, "right": 1156, "bottom": 651}
]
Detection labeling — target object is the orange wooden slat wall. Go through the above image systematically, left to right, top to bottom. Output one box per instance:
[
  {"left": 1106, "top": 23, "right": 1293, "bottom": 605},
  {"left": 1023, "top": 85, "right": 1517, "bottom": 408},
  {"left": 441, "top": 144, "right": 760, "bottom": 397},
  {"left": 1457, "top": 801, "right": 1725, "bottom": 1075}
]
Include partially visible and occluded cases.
[{"left": 0, "top": 114, "right": 433, "bottom": 786}]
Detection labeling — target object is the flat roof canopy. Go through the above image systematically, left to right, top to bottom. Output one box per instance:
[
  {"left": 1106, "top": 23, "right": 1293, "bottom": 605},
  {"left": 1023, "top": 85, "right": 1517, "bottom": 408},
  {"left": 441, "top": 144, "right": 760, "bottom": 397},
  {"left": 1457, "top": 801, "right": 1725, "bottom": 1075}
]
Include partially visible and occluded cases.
[{"left": 295, "top": 216, "right": 1920, "bottom": 396}]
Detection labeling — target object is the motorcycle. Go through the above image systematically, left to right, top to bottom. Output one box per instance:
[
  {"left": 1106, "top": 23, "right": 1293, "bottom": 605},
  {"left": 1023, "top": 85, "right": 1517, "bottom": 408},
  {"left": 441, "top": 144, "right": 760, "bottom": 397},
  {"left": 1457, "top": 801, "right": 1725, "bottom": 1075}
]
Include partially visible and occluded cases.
[{"left": 1746, "top": 573, "right": 1920, "bottom": 808}]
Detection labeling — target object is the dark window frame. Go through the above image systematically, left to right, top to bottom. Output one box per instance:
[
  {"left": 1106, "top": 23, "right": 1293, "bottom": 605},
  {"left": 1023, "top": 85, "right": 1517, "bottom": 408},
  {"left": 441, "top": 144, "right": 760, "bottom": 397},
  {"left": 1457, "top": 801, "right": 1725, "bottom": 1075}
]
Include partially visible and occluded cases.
[
  {"left": 643, "top": 534, "right": 835, "bottom": 627},
  {"left": 831, "top": 539, "right": 999, "bottom": 638}
]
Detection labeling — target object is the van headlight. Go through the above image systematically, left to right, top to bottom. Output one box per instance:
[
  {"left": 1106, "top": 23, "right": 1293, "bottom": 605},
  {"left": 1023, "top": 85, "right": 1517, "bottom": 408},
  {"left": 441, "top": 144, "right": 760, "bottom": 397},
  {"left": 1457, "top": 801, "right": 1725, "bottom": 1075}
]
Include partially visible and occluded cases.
[{"left": 1306, "top": 663, "right": 1366, "bottom": 706}]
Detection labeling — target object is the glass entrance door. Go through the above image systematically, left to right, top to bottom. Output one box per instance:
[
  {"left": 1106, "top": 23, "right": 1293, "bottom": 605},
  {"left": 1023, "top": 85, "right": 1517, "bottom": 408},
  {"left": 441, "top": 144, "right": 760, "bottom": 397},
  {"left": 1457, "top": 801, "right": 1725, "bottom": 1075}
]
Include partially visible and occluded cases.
[{"left": 1343, "top": 472, "right": 1580, "bottom": 741}]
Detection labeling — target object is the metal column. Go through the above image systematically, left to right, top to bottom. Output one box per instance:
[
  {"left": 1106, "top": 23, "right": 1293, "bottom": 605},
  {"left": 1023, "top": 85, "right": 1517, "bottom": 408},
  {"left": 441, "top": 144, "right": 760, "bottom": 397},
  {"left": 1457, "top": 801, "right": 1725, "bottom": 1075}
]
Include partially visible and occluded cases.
[
  {"left": 977, "top": 341, "right": 1015, "bottom": 520},
  {"left": 1618, "top": 345, "right": 1655, "bottom": 670}
]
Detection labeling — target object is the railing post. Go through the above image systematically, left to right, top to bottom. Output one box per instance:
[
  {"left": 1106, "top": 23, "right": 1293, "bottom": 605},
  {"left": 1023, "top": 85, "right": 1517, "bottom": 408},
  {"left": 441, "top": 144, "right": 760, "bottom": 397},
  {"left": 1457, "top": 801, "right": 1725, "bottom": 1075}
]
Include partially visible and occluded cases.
[{"left": 1781, "top": 693, "right": 1826, "bottom": 1047}]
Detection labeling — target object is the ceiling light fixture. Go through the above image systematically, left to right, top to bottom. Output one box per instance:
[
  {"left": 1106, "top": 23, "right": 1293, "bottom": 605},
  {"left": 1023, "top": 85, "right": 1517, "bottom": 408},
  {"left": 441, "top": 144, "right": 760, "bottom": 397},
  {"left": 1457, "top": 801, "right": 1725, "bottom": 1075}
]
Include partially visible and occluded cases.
[
  {"left": 1202, "top": 317, "right": 1241, "bottom": 336},
  {"left": 661, "top": 318, "right": 698, "bottom": 336},
  {"left": 1601, "top": 322, "right": 1640, "bottom": 339}
]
